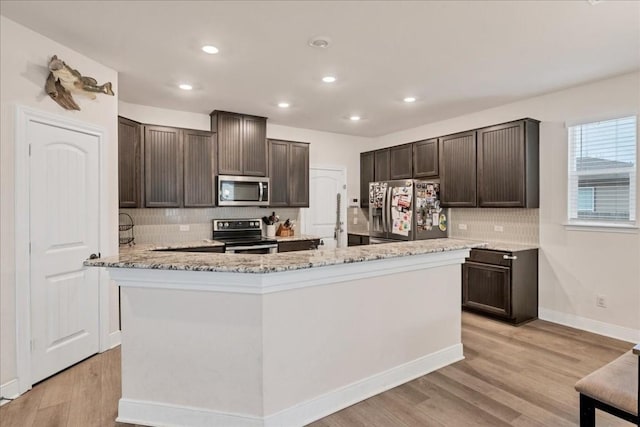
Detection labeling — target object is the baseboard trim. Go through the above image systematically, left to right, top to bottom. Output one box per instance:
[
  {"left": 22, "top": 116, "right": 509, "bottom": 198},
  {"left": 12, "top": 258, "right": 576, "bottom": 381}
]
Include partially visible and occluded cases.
[
  {"left": 539, "top": 308, "right": 640, "bottom": 343},
  {"left": 109, "top": 330, "right": 121, "bottom": 349},
  {"left": 117, "top": 343, "right": 463, "bottom": 427},
  {"left": 264, "top": 343, "right": 464, "bottom": 426},
  {"left": 0, "top": 379, "right": 20, "bottom": 405},
  {"left": 117, "top": 399, "right": 263, "bottom": 427}
]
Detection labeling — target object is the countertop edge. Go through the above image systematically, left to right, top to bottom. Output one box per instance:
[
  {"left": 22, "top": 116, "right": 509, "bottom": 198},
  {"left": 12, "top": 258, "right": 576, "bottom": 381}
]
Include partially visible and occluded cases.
[{"left": 89, "top": 239, "right": 487, "bottom": 274}]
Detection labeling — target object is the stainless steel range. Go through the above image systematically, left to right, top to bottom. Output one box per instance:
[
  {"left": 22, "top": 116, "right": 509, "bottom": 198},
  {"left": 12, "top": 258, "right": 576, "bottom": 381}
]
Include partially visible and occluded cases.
[{"left": 212, "top": 219, "right": 278, "bottom": 254}]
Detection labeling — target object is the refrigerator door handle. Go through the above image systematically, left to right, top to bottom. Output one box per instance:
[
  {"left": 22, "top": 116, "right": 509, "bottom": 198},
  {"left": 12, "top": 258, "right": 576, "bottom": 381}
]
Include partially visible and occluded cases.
[
  {"left": 381, "top": 186, "right": 387, "bottom": 233},
  {"left": 385, "top": 186, "right": 393, "bottom": 233}
]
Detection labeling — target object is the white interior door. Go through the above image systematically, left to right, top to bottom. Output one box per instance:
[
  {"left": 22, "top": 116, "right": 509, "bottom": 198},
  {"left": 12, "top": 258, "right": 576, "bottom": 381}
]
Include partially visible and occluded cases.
[
  {"left": 29, "top": 120, "right": 100, "bottom": 384},
  {"left": 303, "top": 167, "right": 347, "bottom": 249}
]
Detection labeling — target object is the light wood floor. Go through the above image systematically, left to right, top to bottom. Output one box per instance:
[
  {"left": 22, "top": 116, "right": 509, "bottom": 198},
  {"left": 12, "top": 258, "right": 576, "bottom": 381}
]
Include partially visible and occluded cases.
[{"left": 1, "top": 312, "right": 634, "bottom": 427}]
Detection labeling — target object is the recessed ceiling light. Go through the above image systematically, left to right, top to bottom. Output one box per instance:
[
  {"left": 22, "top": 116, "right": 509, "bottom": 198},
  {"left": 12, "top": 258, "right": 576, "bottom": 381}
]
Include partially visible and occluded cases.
[
  {"left": 308, "top": 36, "right": 331, "bottom": 48},
  {"left": 202, "top": 45, "right": 219, "bottom": 54},
  {"left": 322, "top": 76, "right": 336, "bottom": 83},
  {"left": 179, "top": 83, "right": 193, "bottom": 91},
  {"left": 403, "top": 97, "right": 417, "bottom": 103},
  {"left": 278, "top": 102, "right": 290, "bottom": 108},
  {"left": 350, "top": 115, "right": 361, "bottom": 121}
]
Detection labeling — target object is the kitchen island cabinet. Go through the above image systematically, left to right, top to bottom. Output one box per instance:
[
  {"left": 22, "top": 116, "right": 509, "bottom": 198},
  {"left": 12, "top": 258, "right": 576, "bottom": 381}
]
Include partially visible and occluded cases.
[{"left": 87, "top": 238, "right": 483, "bottom": 427}]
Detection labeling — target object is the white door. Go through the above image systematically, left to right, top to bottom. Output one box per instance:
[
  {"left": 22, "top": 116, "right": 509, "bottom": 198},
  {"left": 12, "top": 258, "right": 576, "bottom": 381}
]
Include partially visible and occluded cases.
[
  {"left": 29, "top": 120, "right": 100, "bottom": 383},
  {"left": 303, "top": 167, "right": 347, "bottom": 249}
]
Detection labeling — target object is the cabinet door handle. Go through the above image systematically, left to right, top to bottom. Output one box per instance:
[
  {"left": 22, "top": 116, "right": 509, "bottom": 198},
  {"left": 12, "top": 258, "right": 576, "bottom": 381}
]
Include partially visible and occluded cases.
[{"left": 503, "top": 255, "right": 518, "bottom": 260}]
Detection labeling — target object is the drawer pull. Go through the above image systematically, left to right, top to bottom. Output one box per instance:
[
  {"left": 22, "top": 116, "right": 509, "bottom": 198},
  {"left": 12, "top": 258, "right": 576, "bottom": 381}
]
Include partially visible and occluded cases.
[{"left": 503, "top": 255, "right": 518, "bottom": 260}]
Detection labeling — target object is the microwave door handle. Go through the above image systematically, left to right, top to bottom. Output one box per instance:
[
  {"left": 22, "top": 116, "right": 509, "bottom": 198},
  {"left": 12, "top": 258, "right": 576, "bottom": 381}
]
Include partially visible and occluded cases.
[{"left": 258, "top": 182, "right": 264, "bottom": 202}]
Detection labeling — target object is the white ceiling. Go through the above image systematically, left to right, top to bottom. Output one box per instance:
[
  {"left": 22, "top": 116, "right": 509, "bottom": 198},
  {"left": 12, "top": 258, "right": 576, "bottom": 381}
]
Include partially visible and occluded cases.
[{"left": 1, "top": 1, "right": 639, "bottom": 137}]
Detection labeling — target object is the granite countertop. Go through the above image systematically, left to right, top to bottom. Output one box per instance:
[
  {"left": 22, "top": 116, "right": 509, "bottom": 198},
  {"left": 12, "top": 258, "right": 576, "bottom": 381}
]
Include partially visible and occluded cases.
[
  {"left": 274, "top": 234, "right": 320, "bottom": 242},
  {"left": 91, "top": 238, "right": 487, "bottom": 274},
  {"left": 119, "top": 240, "right": 225, "bottom": 254},
  {"left": 467, "top": 240, "right": 539, "bottom": 252}
]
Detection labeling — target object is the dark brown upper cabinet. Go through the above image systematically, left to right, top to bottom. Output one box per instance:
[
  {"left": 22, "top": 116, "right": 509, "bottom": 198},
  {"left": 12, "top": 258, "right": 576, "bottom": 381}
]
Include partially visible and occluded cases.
[
  {"left": 211, "top": 111, "right": 267, "bottom": 177},
  {"left": 118, "top": 116, "right": 143, "bottom": 208},
  {"left": 477, "top": 119, "right": 539, "bottom": 208},
  {"left": 144, "top": 125, "right": 183, "bottom": 208},
  {"left": 183, "top": 129, "right": 217, "bottom": 207},
  {"left": 439, "top": 130, "right": 477, "bottom": 207},
  {"left": 268, "top": 139, "right": 310, "bottom": 207},
  {"left": 412, "top": 139, "right": 438, "bottom": 178},
  {"left": 389, "top": 144, "right": 413, "bottom": 179},
  {"left": 374, "top": 148, "right": 390, "bottom": 182},
  {"left": 360, "top": 151, "right": 374, "bottom": 208}
]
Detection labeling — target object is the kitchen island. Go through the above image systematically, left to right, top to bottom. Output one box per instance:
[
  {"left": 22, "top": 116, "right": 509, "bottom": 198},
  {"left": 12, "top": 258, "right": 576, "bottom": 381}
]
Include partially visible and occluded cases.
[{"left": 86, "top": 238, "right": 485, "bottom": 427}]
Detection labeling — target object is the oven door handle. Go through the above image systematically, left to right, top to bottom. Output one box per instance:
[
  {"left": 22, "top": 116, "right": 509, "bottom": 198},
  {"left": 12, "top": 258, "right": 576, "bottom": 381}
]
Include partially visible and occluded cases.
[{"left": 227, "top": 244, "right": 277, "bottom": 251}]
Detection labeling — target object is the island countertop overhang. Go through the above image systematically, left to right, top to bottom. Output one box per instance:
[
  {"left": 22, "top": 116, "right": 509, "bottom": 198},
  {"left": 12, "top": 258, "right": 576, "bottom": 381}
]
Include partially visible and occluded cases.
[{"left": 85, "top": 238, "right": 487, "bottom": 274}]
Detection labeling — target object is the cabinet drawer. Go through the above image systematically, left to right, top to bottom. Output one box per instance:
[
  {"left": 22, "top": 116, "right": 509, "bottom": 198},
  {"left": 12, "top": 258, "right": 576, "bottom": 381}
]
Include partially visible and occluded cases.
[{"left": 468, "top": 249, "right": 513, "bottom": 266}]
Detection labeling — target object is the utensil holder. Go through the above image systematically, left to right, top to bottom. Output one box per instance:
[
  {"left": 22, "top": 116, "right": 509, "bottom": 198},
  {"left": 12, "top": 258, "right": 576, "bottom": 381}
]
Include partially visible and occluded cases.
[{"left": 266, "top": 224, "right": 276, "bottom": 237}]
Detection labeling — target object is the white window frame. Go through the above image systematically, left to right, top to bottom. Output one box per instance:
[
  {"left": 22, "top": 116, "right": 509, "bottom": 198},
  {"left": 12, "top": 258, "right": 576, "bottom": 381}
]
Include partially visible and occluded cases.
[{"left": 565, "top": 115, "right": 638, "bottom": 232}]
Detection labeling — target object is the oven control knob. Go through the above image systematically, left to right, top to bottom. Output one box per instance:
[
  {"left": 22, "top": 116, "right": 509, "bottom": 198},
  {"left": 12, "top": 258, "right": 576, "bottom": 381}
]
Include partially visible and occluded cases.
[{"left": 224, "top": 222, "right": 229, "bottom": 228}]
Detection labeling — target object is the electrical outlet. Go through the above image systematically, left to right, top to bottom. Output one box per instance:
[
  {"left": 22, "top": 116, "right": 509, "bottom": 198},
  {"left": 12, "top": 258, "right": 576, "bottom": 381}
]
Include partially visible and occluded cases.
[
  {"left": 458, "top": 223, "right": 467, "bottom": 230},
  {"left": 179, "top": 225, "right": 190, "bottom": 232},
  {"left": 494, "top": 225, "right": 504, "bottom": 232},
  {"left": 596, "top": 295, "right": 607, "bottom": 308}
]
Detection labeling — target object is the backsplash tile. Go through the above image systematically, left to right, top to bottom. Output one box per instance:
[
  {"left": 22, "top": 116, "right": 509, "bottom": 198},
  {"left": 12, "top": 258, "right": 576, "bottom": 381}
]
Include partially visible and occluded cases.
[
  {"left": 120, "top": 207, "right": 300, "bottom": 245},
  {"left": 347, "top": 207, "right": 369, "bottom": 234},
  {"left": 448, "top": 208, "right": 539, "bottom": 245}
]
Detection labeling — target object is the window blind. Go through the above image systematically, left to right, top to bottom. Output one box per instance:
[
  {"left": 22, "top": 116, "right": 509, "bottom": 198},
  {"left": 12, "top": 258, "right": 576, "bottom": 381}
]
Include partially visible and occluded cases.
[{"left": 568, "top": 116, "right": 636, "bottom": 224}]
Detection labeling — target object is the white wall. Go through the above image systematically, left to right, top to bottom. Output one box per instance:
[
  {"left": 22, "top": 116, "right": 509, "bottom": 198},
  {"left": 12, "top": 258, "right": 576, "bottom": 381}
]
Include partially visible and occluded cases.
[
  {"left": 0, "top": 16, "right": 120, "bottom": 387},
  {"left": 374, "top": 72, "right": 640, "bottom": 342},
  {"left": 118, "top": 101, "right": 373, "bottom": 201}
]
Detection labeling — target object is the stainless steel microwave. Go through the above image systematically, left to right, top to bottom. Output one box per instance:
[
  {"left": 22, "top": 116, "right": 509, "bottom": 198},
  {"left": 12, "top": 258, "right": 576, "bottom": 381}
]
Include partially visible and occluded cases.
[{"left": 217, "top": 175, "right": 270, "bottom": 206}]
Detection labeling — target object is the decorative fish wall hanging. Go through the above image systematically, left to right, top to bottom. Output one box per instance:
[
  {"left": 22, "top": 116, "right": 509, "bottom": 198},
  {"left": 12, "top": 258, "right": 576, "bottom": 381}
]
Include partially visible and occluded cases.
[{"left": 45, "top": 55, "right": 114, "bottom": 110}]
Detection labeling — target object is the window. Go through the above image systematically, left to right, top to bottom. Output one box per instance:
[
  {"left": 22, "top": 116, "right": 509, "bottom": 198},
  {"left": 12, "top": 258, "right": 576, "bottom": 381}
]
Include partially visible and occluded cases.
[
  {"left": 568, "top": 116, "right": 636, "bottom": 225},
  {"left": 577, "top": 187, "right": 595, "bottom": 212}
]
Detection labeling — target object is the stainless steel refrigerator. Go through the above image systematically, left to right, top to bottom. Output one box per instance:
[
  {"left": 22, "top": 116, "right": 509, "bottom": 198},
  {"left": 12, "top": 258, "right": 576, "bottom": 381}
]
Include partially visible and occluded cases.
[{"left": 369, "top": 179, "right": 447, "bottom": 243}]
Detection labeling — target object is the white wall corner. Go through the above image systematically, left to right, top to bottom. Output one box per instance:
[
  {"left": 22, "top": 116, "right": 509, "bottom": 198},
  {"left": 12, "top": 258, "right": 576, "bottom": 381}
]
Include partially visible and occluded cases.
[{"left": 539, "top": 307, "right": 640, "bottom": 343}]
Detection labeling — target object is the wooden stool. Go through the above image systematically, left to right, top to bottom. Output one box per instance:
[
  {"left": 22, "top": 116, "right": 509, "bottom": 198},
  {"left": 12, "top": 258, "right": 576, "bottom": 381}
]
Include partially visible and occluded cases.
[{"left": 575, "top": 344, "right": 639, "bottom": 426}]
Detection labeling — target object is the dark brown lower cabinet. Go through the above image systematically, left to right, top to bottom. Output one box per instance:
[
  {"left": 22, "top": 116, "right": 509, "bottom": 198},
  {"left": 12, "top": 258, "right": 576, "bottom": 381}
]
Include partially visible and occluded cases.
[
  {"left": 347, "top": 233, "right": 370, "bottom": 246},
  {"left": 277, "top": 239, "right": 320, "bottom": 253},
  {"left": 462, "top": 248, "right": 538, "bottom": 325}
]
